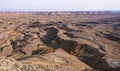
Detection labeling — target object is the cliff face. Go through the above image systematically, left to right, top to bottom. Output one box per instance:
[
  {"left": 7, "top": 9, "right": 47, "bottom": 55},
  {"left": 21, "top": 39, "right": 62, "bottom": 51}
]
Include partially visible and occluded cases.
[
  {"left": 0, "top": 12, "right": 120, "bottom": 71},
  {"left": 0, "top": 49, "right": 92, "bottom": 71}
]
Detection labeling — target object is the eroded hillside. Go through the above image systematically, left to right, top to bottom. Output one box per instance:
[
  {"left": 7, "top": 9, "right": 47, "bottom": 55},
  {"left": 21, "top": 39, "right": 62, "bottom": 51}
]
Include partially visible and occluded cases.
[{"left": 0, "top": 12, "right": 120, "bottom": 71}]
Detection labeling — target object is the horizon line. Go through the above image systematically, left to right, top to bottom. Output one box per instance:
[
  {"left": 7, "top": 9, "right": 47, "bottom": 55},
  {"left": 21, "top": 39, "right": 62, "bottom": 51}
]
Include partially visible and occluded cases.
[{"left": 0, "top": 10, "right": 120, "bottom": 12}]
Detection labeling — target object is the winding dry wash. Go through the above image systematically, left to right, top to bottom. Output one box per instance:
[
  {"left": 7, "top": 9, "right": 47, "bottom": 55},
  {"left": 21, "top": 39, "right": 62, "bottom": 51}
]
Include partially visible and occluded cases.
[{"left": 0, "top": 11, "right": 120, "bottom": 71}]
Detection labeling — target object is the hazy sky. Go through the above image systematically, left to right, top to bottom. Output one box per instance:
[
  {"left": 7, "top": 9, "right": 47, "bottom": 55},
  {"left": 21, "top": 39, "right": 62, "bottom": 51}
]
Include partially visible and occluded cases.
[{"left": 0, "top": 0, "right": 120, "bottom": 11}]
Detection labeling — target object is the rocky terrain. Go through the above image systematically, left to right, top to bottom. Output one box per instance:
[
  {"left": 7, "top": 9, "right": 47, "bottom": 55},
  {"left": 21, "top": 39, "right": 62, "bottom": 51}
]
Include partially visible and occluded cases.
[{"left": 0, "top": 11, "right": 120, "bottom": 71}]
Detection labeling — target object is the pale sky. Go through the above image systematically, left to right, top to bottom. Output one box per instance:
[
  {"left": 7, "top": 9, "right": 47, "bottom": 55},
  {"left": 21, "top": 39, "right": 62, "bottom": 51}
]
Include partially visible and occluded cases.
[{"left": 0, "top": 0, "right": 120, "bottom": 11}]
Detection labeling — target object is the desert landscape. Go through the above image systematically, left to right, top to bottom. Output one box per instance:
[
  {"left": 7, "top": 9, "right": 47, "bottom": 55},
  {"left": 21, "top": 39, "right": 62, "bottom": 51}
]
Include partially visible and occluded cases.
[{"left": 0, "top": 11, "right": 120, "bottom": 71}]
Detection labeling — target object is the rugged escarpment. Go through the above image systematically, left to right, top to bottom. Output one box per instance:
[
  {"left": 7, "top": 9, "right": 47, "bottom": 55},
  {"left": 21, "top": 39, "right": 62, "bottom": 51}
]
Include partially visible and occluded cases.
[{"left": 0, "top": 12, "right": 120, "bottom": 71}]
